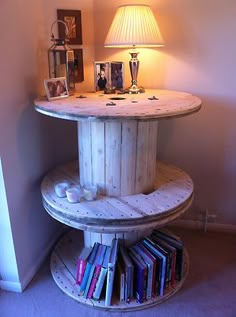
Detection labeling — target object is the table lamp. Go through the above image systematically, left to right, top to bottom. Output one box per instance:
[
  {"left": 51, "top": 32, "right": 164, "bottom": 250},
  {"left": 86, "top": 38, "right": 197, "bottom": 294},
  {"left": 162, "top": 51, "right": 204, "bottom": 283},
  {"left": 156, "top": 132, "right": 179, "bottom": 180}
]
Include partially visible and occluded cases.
[{"left": 104, "top": 4, "right": 164, "bottom": 94}]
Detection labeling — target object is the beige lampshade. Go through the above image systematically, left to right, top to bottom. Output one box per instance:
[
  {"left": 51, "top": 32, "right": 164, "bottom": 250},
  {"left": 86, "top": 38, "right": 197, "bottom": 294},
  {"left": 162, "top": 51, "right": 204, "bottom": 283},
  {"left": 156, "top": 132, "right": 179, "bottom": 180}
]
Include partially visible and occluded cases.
[{"left": 104, "top": 4, "right": 164, "bottom": 48}]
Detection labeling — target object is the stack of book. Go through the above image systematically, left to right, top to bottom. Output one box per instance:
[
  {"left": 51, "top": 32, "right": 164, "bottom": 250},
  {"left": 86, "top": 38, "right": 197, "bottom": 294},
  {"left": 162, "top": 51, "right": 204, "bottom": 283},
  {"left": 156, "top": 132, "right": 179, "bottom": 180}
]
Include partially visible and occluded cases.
[{"left": 75, "top": 229, "right": 184, "bottom": 306}]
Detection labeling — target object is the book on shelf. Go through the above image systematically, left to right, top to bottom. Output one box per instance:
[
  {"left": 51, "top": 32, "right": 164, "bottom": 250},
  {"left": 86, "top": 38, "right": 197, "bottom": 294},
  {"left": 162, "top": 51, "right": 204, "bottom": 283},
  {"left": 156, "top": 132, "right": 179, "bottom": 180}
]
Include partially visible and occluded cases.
[
  {"left": 152, "top": 229, "right": 184, "bottom": 281},
  {"left": 151, "top": 234, "right": 177, "bottom": 287},
  {"left": 148, "top": 236, "right": 171, "bottom": 288},
  {"left": 141, "top": 238, "right": 166, "bottom": 296},
  {"left": 105, "top": 239, "right": 119, "bottom": 306},
  {"left": 137, "top": 241, "right": 157, "bottom": 296},
  {"left": 79, "top": 242, "right": 99, "bottom": 295},
  {"left": 86, "top": 244, "right": 107, "bottom": 299},
  {"left": 131, "top": 244, "right": 154, "bottom": 299},
  {"left": 93, "top": 245, "right": 111, "bottom": 300},
  {"left": 119, "top": 245, "right": 134, "bottom": 302},
  {"left": 76, "top": 246, "right": 93, "bottom": 285},
  {"left": 128, "top": 250, "right": 147, "bottom": 303},
  {"left": 116, "top": 260, "right": 125, "bottom": 302}
]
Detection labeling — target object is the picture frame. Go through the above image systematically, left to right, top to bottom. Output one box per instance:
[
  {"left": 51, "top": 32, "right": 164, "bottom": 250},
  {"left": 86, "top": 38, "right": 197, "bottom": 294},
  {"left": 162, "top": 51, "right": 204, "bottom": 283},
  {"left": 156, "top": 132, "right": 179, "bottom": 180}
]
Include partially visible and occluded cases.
[
  {"left": 57, "top": 9, "right": 82, "bottom": 45},
  {"left": 74, "top": 49, "right": 84, "bottom": 83},
  {"left": 94, "top": 61, "right": 124, "bottom": 92},
  {"left": 94, "top": 61, "right": 110, "bottom": 91},
  {"left": 110, "top": 61, "right": 124, "bottom": 90},
  {"left": 44, "top": 77, "right": 69, "bottom": 101}
]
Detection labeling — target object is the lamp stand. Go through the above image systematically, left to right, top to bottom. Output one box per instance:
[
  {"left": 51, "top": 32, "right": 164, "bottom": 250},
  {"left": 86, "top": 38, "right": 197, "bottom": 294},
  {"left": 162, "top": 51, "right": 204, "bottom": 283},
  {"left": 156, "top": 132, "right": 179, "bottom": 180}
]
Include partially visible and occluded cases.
[{"left": 126, "top": 49, "right": 145, "bottom": 94}]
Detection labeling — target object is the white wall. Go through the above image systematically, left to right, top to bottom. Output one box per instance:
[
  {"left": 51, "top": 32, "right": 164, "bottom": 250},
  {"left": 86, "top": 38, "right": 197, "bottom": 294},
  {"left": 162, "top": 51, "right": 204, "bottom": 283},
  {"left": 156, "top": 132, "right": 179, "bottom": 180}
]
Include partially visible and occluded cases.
[
  {"left": 0, "top": 0, "right": 94, "bottom": 291},
  {"left": 94, "top": 0, "right": 236, "bottom": 227}
]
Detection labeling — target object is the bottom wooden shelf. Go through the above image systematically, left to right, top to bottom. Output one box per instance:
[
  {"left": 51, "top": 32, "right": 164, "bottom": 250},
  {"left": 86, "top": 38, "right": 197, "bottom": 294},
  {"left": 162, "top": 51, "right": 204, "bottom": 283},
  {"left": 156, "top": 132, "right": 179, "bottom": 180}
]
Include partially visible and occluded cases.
[{"left": 50, "top": 230, "right": 189, "bottom": 312}]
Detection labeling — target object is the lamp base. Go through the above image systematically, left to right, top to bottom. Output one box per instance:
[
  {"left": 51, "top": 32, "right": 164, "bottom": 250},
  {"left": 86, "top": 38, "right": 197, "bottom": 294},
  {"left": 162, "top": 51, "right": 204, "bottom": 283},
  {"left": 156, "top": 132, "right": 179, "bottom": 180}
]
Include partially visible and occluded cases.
[{"left": 125, "top": 85, "right": 145, "bottom": 94}]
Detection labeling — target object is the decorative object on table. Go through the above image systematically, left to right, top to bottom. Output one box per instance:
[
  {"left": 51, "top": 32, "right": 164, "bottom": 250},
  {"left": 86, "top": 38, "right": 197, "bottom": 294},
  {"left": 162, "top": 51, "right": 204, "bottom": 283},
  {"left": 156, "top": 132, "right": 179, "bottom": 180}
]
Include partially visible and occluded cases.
[
  {"left": 104, "top": 4, "right": 164, "bottom": 94},
  {"left": 57, "top": 9, "right": 82, "bottom": 45},
  {"left": 48, "top": 20, "right": 75, "bottom": 92},
  {"left": 73, "top": 48, "right": 84, "bottom": 82},
  {"left": 94, "top": 61, "right": 124, "bottom": 92},
  {"left": 94, "top": 61, "right": 110, "bottom": 91},
  {"left": 110, "top": 61, "right": 124, "bottom": 90},
  {"left": 44, "top": 77, "right": 69, "bottom": 101},
  {"left": 54, "top": 180, "right": 71, "bottom": 198},
  {"left": 83, "top": 185, "right": 97, "bottom": 201},
  {"left": 66, "top": 186, "right": 84, "bottom": 203}
]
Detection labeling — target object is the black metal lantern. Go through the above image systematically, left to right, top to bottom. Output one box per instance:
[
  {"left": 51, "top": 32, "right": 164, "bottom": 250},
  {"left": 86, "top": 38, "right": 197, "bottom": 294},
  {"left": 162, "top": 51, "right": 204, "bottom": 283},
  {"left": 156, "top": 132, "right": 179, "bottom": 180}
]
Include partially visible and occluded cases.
[{"left": 48, "top": 20, "right": 75, "bottom": 91}]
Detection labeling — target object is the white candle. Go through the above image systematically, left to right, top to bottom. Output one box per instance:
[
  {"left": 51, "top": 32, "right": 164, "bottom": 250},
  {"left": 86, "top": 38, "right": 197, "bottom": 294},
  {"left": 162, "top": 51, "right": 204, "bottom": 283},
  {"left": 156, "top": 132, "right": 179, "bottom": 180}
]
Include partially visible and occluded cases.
[{"left": 54, "top": 181, "right": 70, "bottom": 198}]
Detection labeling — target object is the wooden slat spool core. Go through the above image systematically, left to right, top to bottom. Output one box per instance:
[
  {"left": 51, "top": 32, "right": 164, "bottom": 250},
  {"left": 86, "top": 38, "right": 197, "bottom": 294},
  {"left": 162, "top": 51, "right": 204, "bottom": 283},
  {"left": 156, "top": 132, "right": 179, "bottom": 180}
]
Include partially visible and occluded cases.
[{"left": 78, "top": 120, "right": 158, "bottom": 196}]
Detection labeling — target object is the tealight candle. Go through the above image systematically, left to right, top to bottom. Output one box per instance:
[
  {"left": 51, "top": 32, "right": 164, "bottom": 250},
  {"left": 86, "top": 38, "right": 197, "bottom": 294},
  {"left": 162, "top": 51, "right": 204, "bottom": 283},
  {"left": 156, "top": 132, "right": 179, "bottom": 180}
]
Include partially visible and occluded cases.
[
  {"left": 54, "top": 181, "right": 71, "bottom": 198},
  {"left": 83, "top": 185, "right": 97, "bottom": 201},
  {"left": 66, "top": 186, "right": 83, "bottom": 203}
]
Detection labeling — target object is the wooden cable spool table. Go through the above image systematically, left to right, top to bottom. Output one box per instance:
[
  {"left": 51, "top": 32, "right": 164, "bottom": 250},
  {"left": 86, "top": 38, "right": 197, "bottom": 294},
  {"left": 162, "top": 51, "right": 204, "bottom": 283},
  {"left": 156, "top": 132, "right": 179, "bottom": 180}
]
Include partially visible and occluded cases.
[{"left": 34, "top": 89, "right": 202, "bottom": 310}]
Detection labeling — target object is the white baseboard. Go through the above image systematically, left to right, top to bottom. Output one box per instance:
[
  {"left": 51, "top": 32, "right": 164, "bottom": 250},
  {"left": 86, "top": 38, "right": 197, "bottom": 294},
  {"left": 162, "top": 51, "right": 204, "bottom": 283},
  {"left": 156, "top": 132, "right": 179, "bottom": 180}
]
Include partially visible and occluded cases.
[
  {"left": 171, "top": 219, "right": 236, "bottom": 233},
  {"left": 0, "top": 227, "right": 66, "bottom": 293},
  {"left": 0, "top": 280, "right": 22, "bottom": 292}
]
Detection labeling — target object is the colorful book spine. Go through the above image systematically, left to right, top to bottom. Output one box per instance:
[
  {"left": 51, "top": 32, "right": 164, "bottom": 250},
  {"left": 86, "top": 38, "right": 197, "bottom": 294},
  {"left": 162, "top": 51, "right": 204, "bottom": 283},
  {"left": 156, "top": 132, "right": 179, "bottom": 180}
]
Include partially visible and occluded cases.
[
  {"left": 105, "top": 239, "right": 118, "bottom": 306},
  {"left": 79, "top": 242, "right": 99, "bottom": 295},
  {"left": 137, "top": 242, "right": 157, "bottom": 296},
  {"left": 87, "top": 244, "right": 107, "bottom": 298},
  {"left": 132, "top": 245, "right": 153, "bottom": 299},
  {"left": 93, "top": 246, "right": 111, "bottom": 300},
  {"left": 76, "top": 247, "right": 92, "bottom": 285},
  {"left": 129, "top": 252, "right": 145, "bottom": 303}
]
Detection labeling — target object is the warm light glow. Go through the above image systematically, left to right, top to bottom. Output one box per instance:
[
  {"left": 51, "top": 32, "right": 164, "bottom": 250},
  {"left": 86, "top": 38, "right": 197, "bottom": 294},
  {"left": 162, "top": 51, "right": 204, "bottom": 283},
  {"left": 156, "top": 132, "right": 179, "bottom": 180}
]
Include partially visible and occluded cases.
[{"left": 104, "top": 4, "right": 164, "bottom": 48}]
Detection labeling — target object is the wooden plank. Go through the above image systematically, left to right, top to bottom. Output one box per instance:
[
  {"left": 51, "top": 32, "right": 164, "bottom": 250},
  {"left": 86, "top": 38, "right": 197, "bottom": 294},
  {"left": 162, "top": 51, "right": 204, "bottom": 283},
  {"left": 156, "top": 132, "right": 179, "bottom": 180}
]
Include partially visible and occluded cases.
[
  {"left": 34, "top": 89, "right": 202, "bottom": 122},
  {"left": 91, "top": 121, "right": 105, "bottom": 194},
  {"left": 105, "top": 121, "right": 121, "bottom": 196},
  {"left": 120, "top": 121, "right": 137, "bottom": 196},
  {"left": 135, "top": 121, "right": 149, "bottom": 193},
  {"left": 147, "top": 121, "right": 158, "bottom": 189},
  {"left": 78, "top": 122, "right": 92, "bottom": 187},
  {"left": 41, "top": 161, "right": 194, "bottom": 232}
]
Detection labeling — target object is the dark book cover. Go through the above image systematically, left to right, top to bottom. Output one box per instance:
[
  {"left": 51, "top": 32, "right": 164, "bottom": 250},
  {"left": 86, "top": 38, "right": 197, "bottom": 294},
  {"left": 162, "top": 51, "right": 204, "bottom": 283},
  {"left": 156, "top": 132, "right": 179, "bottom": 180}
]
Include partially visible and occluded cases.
[{"left": 128, "top": 251, "right": 146, "bottom": 303}]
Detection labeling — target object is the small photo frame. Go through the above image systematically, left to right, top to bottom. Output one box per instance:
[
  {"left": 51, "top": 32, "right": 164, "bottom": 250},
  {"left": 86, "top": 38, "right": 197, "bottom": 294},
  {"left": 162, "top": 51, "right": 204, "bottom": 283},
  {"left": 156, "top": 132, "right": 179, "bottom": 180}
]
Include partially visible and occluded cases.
[
  {"left": 57, "top": 9, "right": 82, "bottom": 45},
  {"left": 74, "top": 48, "right": 84, "bottom": 83},
  {"left": 94, "top": 61, "right": 110, "bottom": 91},
  {"left": 110, "top": 62, "right": 124, "bottom": 90},
  {"left": 44, "top": 77, "right": 69, "bottom": 101}
]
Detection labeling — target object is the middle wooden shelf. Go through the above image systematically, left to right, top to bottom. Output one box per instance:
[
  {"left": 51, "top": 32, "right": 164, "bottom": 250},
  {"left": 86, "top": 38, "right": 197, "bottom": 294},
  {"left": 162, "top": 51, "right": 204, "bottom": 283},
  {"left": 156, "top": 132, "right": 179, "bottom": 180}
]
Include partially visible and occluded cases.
[{"left": 41, "top": 160, "right": 193, "bottom": 234}]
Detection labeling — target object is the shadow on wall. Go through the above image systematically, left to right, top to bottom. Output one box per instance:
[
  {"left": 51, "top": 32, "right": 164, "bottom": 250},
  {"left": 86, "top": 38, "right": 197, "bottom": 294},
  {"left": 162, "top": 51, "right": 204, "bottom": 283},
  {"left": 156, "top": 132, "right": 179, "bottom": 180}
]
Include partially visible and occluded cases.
[{"left": 157, "top": 94, "right": 236, "bottom": 224}]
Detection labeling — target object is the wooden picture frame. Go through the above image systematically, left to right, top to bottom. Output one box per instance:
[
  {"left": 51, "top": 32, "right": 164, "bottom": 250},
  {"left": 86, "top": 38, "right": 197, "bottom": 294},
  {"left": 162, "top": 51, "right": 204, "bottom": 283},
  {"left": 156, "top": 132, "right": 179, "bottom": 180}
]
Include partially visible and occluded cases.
[
  {"left": 57, "top": 9, "right": 82, "bottom": 45},
  {"left": 74, "top": 49, "right": 84, "bottom": 83},
  {"left": 44, "top": 77, "right": 69, "bottom": 101}
]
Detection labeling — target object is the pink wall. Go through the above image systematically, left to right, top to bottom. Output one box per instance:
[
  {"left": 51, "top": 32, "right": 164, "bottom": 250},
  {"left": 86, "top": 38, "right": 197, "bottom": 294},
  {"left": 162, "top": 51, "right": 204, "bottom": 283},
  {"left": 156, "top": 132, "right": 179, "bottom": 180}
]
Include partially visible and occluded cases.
[
  {"left": 0, "top": 0, "right": 94, "bottom": 290},
  {"left": 93, "top": 0, "right": 236, "bottom": 226}
]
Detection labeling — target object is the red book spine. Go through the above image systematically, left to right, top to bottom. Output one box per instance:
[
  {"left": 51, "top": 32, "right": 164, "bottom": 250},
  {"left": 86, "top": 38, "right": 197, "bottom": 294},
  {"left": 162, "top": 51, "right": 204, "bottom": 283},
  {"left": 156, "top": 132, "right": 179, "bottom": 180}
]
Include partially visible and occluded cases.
[
  {"left": 76, "top": 259, "right": 87, "bottom": 285},
  {"left": 87, "top": 265, "right": 102, "bottom": 298}
]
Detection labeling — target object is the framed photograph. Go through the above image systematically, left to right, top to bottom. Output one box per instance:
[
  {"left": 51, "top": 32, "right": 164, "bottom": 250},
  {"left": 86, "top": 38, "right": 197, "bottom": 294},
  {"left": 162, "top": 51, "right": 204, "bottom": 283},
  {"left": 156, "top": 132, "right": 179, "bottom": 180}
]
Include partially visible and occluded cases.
[
  {"left": 57, "top": 9, "right": 82, "bottom": 45},
  {"left": 74, "top": 49, "right": 84, "bottom": 82},
  {"left": 94, "top": 61, "right": 110, "bottom": 91},
  {"left": 110, "top": 62, "right": 124, "bottom": 90},
  {"left": 44, "top": 77, "right": 69, "bottom": 101}
]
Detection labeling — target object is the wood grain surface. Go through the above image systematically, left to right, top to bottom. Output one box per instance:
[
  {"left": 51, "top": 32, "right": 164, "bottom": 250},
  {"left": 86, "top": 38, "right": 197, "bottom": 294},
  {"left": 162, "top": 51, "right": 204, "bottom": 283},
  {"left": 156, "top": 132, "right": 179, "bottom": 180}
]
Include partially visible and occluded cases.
[{"left": 34, "top": 89, "right": 202, "bottom": 121}]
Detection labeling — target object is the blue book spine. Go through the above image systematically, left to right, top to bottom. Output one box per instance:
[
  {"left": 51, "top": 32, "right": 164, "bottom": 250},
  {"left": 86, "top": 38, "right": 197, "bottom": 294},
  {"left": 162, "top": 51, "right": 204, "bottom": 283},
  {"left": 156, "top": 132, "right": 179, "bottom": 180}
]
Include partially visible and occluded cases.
[
  {"left": 142, "top": 239, "right": 166, "bottom": 296},
  {"left": 79, "top": 262, "right": 92, "bottom": 294},
  {"left": 83, "top": 264, "right": 96, "bottom": 298}
]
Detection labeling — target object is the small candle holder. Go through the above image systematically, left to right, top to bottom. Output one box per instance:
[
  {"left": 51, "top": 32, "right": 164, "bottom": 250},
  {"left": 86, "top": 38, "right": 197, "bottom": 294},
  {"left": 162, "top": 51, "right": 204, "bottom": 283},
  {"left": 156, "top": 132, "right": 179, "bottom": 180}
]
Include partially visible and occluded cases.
[
  {"left": 54, "top": 180, "right": 71, "bottom": 198},
  {"left": 83, "top": 185, "right": 97, "bottom": 201},
  {"left": 66, "top": 186, "right": 84, "bottom": 203}
]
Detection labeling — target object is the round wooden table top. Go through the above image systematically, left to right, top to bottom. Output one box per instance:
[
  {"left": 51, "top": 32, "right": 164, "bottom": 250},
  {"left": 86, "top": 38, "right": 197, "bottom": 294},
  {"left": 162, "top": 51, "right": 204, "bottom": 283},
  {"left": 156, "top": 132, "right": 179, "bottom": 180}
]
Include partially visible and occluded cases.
[{"left": 34, "top": 89, "right": 202, "bottom": 122}]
